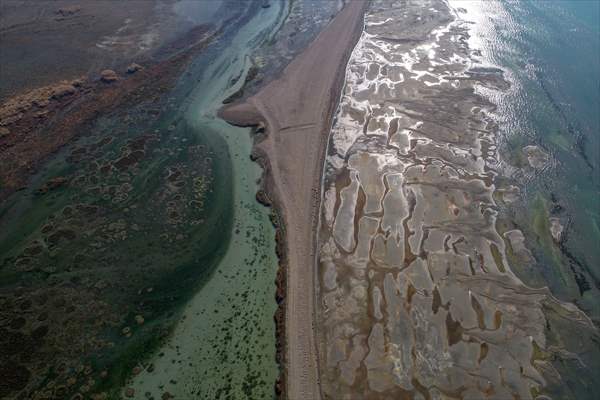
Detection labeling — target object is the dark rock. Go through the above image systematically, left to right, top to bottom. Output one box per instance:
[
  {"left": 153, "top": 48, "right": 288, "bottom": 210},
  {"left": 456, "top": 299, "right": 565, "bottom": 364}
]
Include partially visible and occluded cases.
[
  {"left": 55, "top": 6, "right": 81, "bottom": 17},
  {"left": 127, "top": 63, "right": 143, "bottom": 74},
  {"left": 114, "top": 150, "right": 145, "bottom": 170},
  {"left": 37, "top": 176, "right": 68, "bottom": 194},
  {"left": 256, "top": 189, "right": 271, "bottom": 206},
  {"left": 46, "top": 229, "right": 76, "bottom": 246},
  {"left": 24, "top": 243, "right": 44, "bottom": 256},
  {"left": 9, "top": 317, "right": 26, "bottom": 329},
  {"left": 31, "top": 325, "right": 49, "bottom": 341},
  {"left": 0, "top": 363, "right": 30, "bottom": 397},
  {"left": 54, "top": 385, "right": 67, "bottom": 397}
]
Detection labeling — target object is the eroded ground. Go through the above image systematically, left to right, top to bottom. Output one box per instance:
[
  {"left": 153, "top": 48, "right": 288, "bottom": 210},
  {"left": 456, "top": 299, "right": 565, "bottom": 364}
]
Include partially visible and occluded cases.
[{"left": 316, "top": 1, "right": 596, "bottom": 399}]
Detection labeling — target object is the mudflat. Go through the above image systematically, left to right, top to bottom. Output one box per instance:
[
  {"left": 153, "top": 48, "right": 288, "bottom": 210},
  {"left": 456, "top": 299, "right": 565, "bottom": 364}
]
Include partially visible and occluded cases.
[
  {"left": 314, "top": 0, "right": 598, "bottom": 398},
  {"left": 219, "top": 1, "right": 367, "bottom": 398}
]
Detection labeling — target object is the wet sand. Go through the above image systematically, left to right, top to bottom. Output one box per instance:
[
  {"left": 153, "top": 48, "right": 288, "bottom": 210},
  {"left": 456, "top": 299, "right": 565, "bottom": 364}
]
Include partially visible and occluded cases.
[
  {"left": 314, "top": 0, "right": 597, "bottom": 399},
  {"left": 219, "top": 1, "right": 368, "bottom": 398}
]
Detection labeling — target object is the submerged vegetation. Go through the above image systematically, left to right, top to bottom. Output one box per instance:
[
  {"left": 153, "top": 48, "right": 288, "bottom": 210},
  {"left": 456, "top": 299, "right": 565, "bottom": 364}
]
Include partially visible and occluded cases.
[{"left": 0, "top": 109, "right": 233, "bottom": 398}]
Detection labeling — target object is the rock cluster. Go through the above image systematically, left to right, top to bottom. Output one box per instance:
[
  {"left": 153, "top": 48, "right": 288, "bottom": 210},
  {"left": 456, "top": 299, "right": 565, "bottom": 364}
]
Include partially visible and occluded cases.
[
  {"left": 55, "top": 5, "right": 81, "bottom": 17},
  {"left": 0, "top": 78, "right": 84, "bottom": 127}
]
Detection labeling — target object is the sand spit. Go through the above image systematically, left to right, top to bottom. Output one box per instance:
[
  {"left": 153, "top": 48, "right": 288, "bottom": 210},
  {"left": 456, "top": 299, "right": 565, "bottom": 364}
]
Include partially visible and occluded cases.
[{"left": 219, "top": 1, "right": 368, "bottom": 398}]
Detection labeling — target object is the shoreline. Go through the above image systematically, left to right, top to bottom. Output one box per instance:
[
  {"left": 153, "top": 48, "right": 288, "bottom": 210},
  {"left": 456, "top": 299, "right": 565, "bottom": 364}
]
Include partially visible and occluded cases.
[{"left": 219, "top": 1, "right": 368, "bottom": 398}]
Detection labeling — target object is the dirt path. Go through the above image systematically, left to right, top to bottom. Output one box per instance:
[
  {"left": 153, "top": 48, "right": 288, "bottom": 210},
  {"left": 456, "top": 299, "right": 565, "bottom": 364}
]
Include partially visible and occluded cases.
[{"left": 219, "top": 1, "right": 367, "bottom": 398}]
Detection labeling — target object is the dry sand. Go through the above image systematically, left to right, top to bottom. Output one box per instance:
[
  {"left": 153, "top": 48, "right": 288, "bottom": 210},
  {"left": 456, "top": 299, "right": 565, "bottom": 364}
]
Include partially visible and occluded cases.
[{"left": 219, "top": 1, "right": 367, "bottom": 398}]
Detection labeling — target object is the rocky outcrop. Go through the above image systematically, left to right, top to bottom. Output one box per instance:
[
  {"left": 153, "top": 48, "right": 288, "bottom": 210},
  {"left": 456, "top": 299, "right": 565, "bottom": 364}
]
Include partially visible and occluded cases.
[
  {"left": 0, "top": 23, "right": 220, "bottom": 204},
  {"left": 100, "top": 70, "right": 118, "bottom": 83},
  {"left": 0, "top": 78, "right": 84, "bottom": 125},
  {"left": 51, "top": 84, "right": 77, "bottom": 99},
  {"left": 524, "top": 145, "right": 550, "bottom": 169},
  {"left": 255, "top": 189, "right": 272, "bottom": 206}
]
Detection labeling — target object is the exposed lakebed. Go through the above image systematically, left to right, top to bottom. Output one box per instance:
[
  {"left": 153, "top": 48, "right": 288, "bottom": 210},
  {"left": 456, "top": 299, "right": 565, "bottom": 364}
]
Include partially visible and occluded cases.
[{"left": 316, "top": 0, "right": 598, "bottom": 399}]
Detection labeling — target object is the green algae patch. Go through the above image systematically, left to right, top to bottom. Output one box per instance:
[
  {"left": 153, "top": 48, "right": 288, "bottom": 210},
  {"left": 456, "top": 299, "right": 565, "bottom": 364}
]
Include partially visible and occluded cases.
[
  {"left": 548, "top": 130, "right": 571, "bottom": 152},
  {"left": 504, "top": 134, "right": 530, "bottom": 168},
  {"left": 530, "top": 194, "right": 570, "bottom": 284},
  {"left": 489, "top": 243, "right": 506, "bottom": 273}
]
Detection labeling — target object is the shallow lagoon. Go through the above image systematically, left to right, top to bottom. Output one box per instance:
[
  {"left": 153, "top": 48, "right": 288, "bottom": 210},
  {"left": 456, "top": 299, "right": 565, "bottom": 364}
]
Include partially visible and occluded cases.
[{"left": 0, "top": 1, "right": 285, "bottom": 398}]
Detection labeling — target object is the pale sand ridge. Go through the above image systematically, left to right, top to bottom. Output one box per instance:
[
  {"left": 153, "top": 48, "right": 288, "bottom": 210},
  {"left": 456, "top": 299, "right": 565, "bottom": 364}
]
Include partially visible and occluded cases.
[{"left": 219, "top": 1, "right": 367, "bottom": 398}]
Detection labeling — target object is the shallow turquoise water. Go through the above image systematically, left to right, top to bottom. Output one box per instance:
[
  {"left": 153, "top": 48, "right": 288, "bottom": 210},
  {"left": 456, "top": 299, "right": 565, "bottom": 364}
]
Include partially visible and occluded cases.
[{"left": 129, "top": 1, "right": 289, "bottom": 398}]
